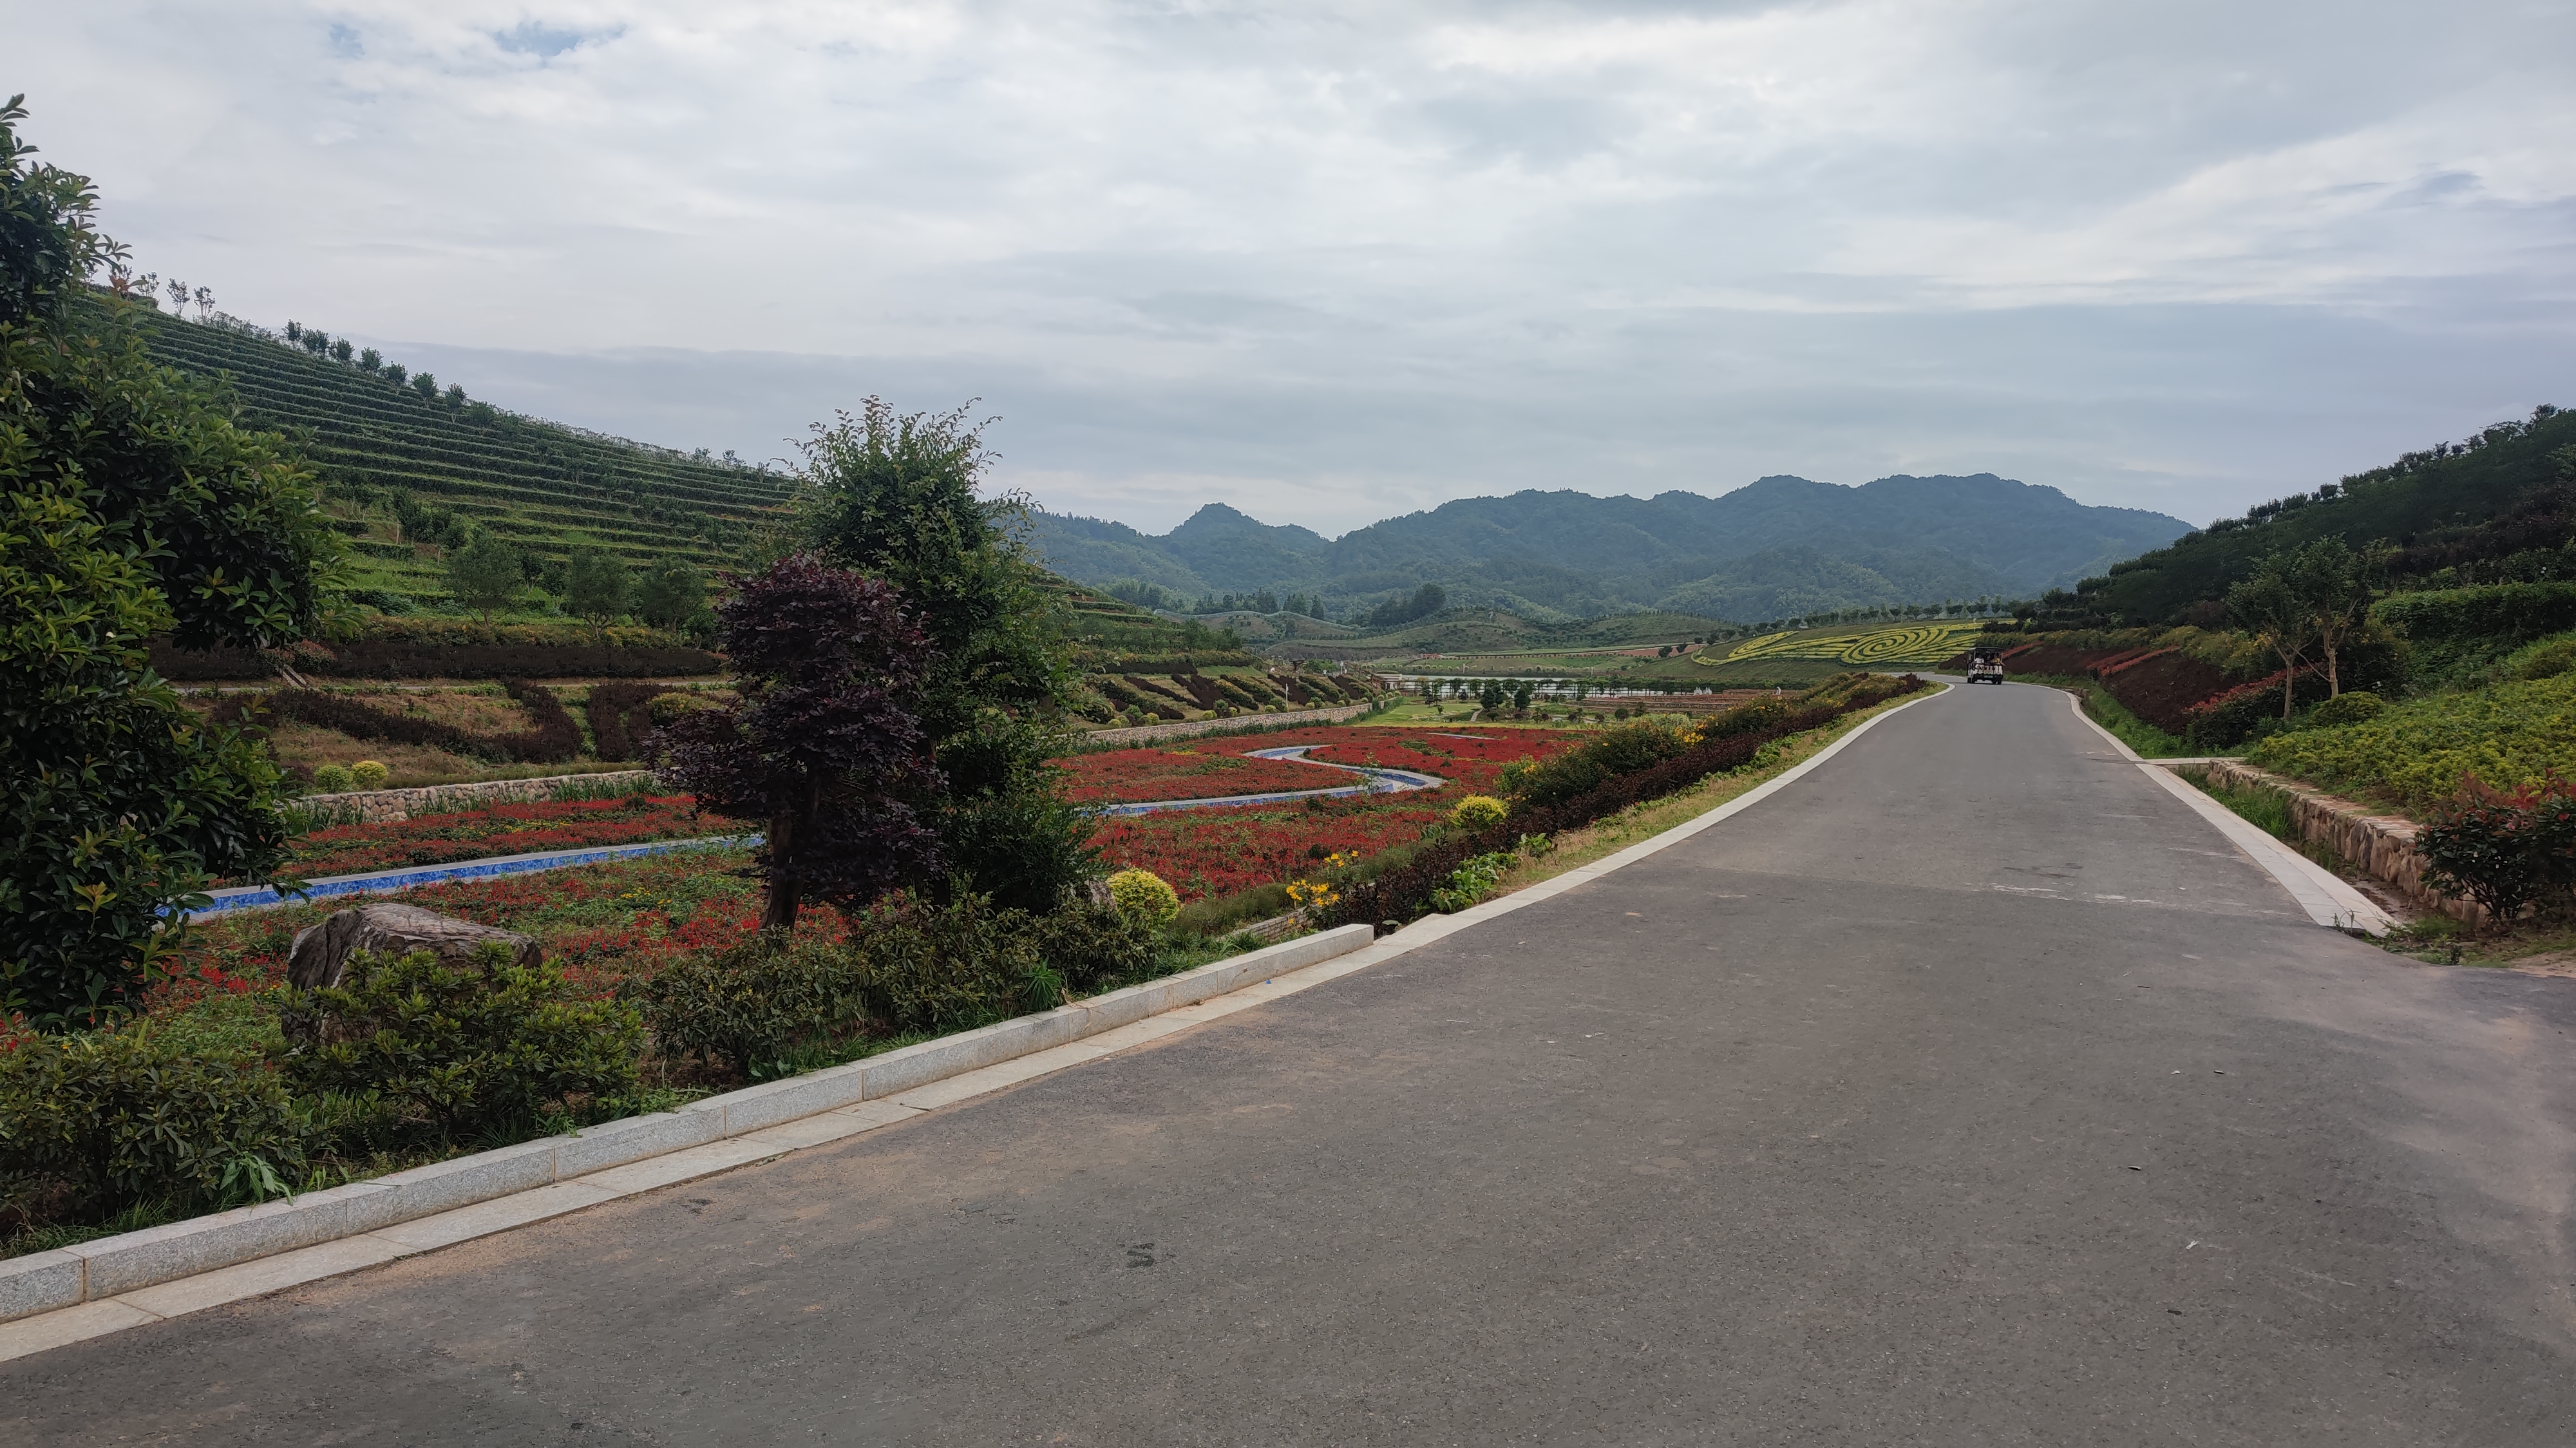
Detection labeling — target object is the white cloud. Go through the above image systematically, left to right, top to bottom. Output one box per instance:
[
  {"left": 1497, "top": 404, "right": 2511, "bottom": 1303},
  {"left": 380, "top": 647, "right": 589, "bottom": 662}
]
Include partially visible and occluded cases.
[{"left": 14, "top": 0, "right": 2575, "bottom": 535}]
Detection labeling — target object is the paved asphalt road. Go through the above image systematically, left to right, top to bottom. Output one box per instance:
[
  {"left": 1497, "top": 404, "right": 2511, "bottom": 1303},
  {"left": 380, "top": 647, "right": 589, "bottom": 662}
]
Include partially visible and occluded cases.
[{"left": 12, "top": 682, "right": 2576, "bottom": 1444}]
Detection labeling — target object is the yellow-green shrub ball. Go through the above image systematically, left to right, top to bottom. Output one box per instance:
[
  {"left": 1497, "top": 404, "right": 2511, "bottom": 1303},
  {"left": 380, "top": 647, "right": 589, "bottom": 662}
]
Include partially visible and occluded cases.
[
  {"left": 1450, "top": 794, "right": 1509, "bottom": 830},
  {"left": 1106, "top": 868, "right": 1181, "bottom": 925}
]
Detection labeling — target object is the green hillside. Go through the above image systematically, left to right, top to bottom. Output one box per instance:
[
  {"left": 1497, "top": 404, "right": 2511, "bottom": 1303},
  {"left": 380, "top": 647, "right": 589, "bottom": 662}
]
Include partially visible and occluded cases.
[
  {"left": 120, "top": 301, "right": 793, "bottom": 607},
  {"left": 2080, "top": 406, "right": 2575, "bottom": 624},
  {"left": 1050, "top": 581, "right": 1256, "bottom": 668},
  {"left": 1273, "top": 607, "right": 1720, "bottom": 663}
]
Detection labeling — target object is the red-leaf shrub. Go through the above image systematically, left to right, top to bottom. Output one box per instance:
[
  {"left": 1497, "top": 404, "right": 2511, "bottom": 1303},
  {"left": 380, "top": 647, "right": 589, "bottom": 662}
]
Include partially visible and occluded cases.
[
  {"left": 655, "top": 554, "right": 942, "bottom": 929},
  {"left": 2419, "top": 772, "right": 2576, "bottom": 924}
]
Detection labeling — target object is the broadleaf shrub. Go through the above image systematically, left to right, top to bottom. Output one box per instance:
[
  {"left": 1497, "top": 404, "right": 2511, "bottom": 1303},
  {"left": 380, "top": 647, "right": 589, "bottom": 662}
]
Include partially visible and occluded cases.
[
  {"left": 2508, "top": 629, "right": 2576, "bottom": 681},
  {"left": 584, "top": 681, "right": 664, "bottom": 763},
  {"left": 2307, "top": 691, "right": 2385, "bottom": 728},
  {"left": 1509, "top": 723, "right": 1690, "bottom": 810},
  {"left": 2418, "top": 773, "right": 2576, "bottom": 924},
  {"left": 1426, "top": 852, "right": 1514, "bottom": 913},
  {"left": 1105, "top": 868, "right": 1180, "bottom": 924},
  {"left": 848, "top": 890, "right": 1041, "bottom": 1035},
  {"left": 1032, "top": 897, "right": 1159, "bottom": 993},
  {"left": 628, "top": 931, "right": 860, "bottom": 1077},
  {"left": 278, "top": 944, "right": 643, "bottom": 1147},
  {"left": 1, "top": 1029, "right": 305, "bottom": 1226}
]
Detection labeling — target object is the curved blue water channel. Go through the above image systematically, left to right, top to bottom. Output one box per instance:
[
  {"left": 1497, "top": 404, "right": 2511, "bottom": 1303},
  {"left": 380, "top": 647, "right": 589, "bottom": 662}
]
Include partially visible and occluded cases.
[{"left": 188, "top": 748, "right": 1446, "bottom": 919}]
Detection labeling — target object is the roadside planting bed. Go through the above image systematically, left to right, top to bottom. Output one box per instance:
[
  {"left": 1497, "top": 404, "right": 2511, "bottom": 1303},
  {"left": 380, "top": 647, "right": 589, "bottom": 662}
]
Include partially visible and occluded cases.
[
  {"left": 1087, "top": 725, "right": 1589, "bottom": 900},
  {"left": 1054, "top": 747, "right": 1345, "bottom": 803},
  {"left": 274, "top": 794, "right": 715, "bottom": 878},
  {"left": 161, "top": 847, "right": 782, "bottom": 1015}
]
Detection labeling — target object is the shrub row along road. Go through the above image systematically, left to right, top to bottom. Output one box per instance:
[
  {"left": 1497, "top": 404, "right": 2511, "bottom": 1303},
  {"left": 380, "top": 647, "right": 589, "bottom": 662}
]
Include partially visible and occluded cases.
[{"left": 14, "top": 683, "right": 2576, "bottom": 1442}]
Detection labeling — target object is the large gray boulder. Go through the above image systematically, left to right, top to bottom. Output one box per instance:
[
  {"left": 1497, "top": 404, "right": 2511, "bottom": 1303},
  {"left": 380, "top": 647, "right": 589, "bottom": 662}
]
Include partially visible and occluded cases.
[{"left": 287, "top": 902, "right": 542, "bottom": 990}]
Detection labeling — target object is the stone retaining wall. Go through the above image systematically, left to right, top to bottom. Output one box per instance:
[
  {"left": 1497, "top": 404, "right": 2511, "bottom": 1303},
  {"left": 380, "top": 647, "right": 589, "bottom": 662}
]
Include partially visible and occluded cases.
[
  {"left": 1083, "top": 701, "right": 1377, "bottom": 748},
  {"left": 2182, "top": 759, "right": 2479, "bottom": 926},
  {"left": 301, "top": 770, "right": 658, "bottom": 824}
]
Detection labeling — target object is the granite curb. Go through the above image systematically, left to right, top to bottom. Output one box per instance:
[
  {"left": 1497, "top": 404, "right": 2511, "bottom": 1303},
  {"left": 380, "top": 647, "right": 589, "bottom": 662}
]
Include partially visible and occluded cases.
[{"left": 0, "top": 924, "right": 1373, "bottom": 1326}]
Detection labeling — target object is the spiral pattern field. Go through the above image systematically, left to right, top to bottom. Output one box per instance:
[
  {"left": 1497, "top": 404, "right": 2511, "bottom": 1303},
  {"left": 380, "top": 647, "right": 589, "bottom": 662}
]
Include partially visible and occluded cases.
[{"left": 1720, "top": 620, "right": 1985, "bottom": 665}]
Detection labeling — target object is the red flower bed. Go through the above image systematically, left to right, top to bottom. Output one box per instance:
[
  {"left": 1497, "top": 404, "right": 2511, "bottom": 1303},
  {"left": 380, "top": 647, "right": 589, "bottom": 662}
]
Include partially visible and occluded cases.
[
  {"left": 1083, "top": 727, "right": 1591, "bottom": 898},
  {"left": 1054, "top": 748, "right": 1343, "bottom": 803},
  {"left": 281, "top": 795, "right": 718, "bottom": 878},
  {"left": 1090, "top": 796, "right": 1450, "bottom": 900},
  {"left": 158, "top": 848, "right": 808, "bottom": 1008}
]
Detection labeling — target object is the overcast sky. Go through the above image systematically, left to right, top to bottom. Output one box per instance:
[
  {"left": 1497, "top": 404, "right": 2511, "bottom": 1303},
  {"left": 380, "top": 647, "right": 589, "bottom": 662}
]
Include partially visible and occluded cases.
[{"left": 21, "top": 1, "right": 2575, "bottom": 536}]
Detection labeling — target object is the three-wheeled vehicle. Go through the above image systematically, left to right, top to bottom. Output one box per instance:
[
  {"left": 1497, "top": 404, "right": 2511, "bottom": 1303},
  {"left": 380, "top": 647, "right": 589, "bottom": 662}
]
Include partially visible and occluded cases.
[{"left": 1966, "top": 645, "right": 2006, "bottom": 685}]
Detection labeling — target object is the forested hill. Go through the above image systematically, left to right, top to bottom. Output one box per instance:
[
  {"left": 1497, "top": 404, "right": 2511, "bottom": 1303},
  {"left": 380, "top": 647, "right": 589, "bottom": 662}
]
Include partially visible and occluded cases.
[
  {"left": 2079, "top": 405, "right": 2576, "bottom": 624},
  {"left": 1029, "top": 473, "right": 2189, "bottom": 624}
]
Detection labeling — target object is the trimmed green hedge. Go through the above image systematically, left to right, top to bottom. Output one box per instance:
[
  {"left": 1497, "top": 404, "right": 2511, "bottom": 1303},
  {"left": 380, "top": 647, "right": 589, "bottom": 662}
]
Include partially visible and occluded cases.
[{"left": 2372, "top": 581, "right": 2576, "bottom": 647}]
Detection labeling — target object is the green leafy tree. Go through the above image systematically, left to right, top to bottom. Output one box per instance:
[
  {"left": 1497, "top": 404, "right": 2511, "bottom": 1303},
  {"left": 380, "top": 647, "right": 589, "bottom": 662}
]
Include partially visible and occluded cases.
[
  {"left": 1, "top": 95, "right": 335, "bottom": 1022},
  {"left": 789, "top": 398, "right": 1091, "bottom": 910},
  {"left": 442, "top": 530, "right": 523, "bottom": 620},
  {"left": 2292, "top": 536, "right": 2391, "bottom": 698},
  {"left": 564, "top": 544, "right": 633, "bottom": 636},
  {"left": 2226, "top": 552, "right": 2316, "bottom": 719},
  {"left": 634, "top": 557, "right": 706, "bottom": 632}
]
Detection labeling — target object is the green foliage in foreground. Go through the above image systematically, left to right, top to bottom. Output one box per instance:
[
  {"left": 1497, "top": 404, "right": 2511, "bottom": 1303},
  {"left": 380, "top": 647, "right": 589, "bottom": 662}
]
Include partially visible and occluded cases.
[
  {"left": 3, "top": 96, "right": 332, "bottom": 1022},
  {"left": 2249, "top": 672, "right": 2576, "bottom": 811},
  {"left": 630, "top": 893, "right": 1159, "bottom": 1078},
  {"left": 278, "top": 944, "right": 644, "bottom": 1150},
  {"left": 0, "top": 1027, "right": 307, "bottom": 1226}
]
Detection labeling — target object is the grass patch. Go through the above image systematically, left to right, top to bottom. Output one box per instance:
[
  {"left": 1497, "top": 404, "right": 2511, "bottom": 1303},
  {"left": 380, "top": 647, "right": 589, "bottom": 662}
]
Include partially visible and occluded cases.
[{"left": 2174, "top": 766, "right": 2297, "bottom": 839}]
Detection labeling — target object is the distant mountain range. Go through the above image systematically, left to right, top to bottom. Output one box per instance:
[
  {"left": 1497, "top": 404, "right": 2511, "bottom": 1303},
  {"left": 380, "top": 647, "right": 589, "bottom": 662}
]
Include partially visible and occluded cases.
[{"left": 1028, "top": 474, "right": 2192, "bottom": 624}]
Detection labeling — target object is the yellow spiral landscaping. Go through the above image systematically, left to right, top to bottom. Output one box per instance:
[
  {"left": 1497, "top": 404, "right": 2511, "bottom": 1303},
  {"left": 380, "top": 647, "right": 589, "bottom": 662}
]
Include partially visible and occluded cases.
[{"left": 1718, "top": 619, "right": 1986, "bottom": 665}]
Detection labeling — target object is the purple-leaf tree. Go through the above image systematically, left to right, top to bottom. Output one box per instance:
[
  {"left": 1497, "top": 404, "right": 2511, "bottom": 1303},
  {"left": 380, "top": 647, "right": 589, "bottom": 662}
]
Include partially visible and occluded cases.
[{"left": 656, "top": 553, "right": 943, "bottom": 929}]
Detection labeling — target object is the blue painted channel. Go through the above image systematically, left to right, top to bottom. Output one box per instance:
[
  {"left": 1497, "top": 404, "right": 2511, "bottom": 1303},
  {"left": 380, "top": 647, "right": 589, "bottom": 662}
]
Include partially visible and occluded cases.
[
  {"left": 1091, "top": 746, "right": 1444, "bottom": 817},
  {"left": 185, "top": 747, "right": 1446, "bottom": 918},
  {"left": 185, "top": 835, "right": 759, "bottom": 920}
]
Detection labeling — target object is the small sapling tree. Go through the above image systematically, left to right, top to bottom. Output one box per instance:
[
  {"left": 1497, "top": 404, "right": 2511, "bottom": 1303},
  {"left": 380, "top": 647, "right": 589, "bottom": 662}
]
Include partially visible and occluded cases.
[
  {"left": 443, "top": 531, "right": 524, "bottom": 620},
  {"left": 2294, "top": 536, "right": 2390, "bottom": 698},
  {"left": 564, "top": 544, "right": 633, "bottom": 641},
  {"left": 2226, "top": 552, "right": 2316, "bottom": 719},
  {"left": 656, "top": 554, "right": 943, "bottom": 929},
  {"left": 634, "top": 557, "right": 707, "bottom": 633}
]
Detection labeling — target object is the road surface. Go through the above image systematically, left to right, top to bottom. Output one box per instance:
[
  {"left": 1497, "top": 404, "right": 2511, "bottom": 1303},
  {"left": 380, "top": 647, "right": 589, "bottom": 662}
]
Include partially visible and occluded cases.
[{"left": 12, "top": 681, "right": 2575, "bottom": 1443}]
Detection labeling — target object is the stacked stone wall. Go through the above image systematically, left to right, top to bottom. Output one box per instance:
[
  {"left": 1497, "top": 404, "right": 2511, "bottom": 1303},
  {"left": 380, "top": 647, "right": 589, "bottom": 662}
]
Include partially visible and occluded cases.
[
  {"left": 2186, "top": 759, "right": 2483, "bottom": 926},
  {"left": 301, "top": 770, "right": 657, "bottom": 824}
]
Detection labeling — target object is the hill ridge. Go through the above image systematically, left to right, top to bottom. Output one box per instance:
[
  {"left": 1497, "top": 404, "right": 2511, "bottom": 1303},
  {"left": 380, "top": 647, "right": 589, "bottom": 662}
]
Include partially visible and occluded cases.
[{"left": 1029, "top": 472, "right": 2190, "bottom": 624}]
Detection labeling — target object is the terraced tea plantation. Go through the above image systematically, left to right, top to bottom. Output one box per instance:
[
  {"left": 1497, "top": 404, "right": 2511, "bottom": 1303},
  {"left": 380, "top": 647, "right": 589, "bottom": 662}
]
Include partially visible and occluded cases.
[{"left": 128, "top": 304, "right": 793, "bottom": 604}]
